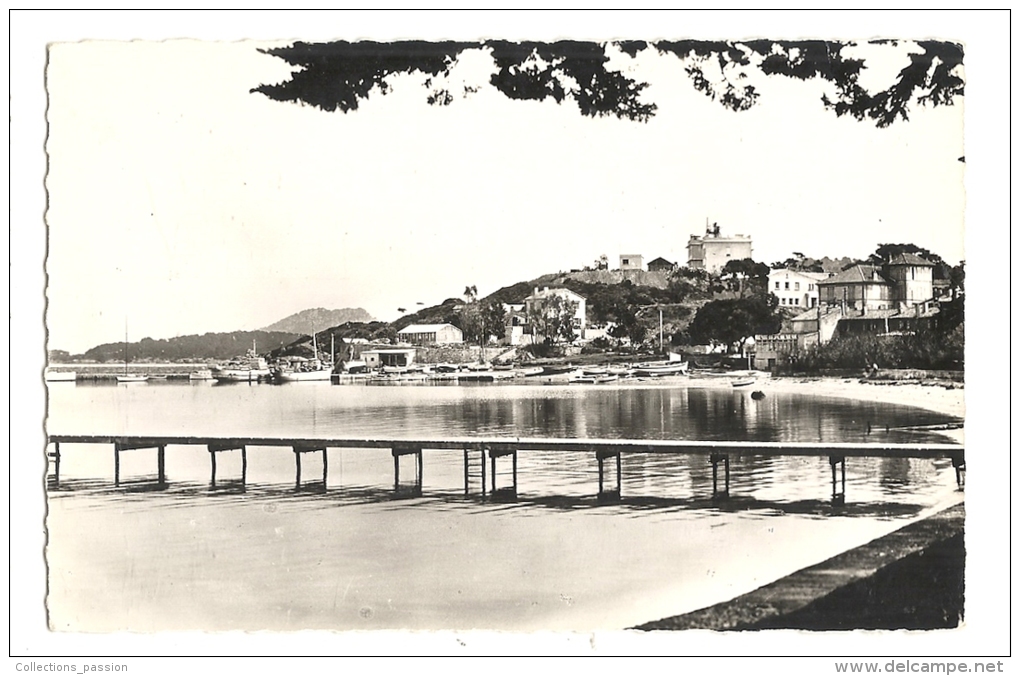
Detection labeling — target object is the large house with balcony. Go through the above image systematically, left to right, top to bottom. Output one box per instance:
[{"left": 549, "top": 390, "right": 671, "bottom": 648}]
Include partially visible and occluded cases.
[{"left": 817, "top": 254, "right": 935, "bottom": 314}]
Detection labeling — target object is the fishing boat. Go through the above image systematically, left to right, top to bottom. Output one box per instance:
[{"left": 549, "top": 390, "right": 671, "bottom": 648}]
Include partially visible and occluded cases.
[
  {"left": 273, "top": 332, "right": 335, "bottom": 382},
  {"left": 212, "top": 341, "right": 271, "bottom": 382},
  {"left": 343, "top": 360, "right": 368, "bottom": 374},
  {"left": 632, "top": 361, "right": 689, "bottom": 377},
  {"left": 519, "top": 366, "right": 545, "bottom": 377},
  {"left": 276, "top": 367, "right": 331, "bottom": 382},
  {"left": 189, "top": 368, "right": 214, "bottom": 381},
  {"left": 369, "top": 372, "right": 428, "bottom": 385},
  {"left": 569, "top": 372, "right": 619, "bottom": 384},
  {"left": 731, "top": 378, "right": 756, "bottom": 388}
]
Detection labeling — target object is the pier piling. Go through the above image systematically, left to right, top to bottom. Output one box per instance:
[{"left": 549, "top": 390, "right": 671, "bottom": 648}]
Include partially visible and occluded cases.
[
  {"left": 113, "top": 441, "right": 167, "bottom": 487},
  {"left": 48, "top": 442, "right": 61, "bottom": 485},
  {"left": 207, "top": 443, "right": 247, "bottom": 487},
  {"left": 293, "top": 444, "right": 328, "bottom": 490},
  {"left": 392, "top": 445, "right": 423, "bottom": 497},
  {"left": 488, "top": 448, "right": 518, "bottom": 499},
  {"left": 596, "top": 449, "right": 622, "bottom": 502},
  {"left": 951, "top": 451, "right": 966, "bottom": 488},
  {"left": 710, "top": 452, "right": 730, "bottom": 499},
  {"left": 829, "top": 455, "right": 846, "bottom": 505}
]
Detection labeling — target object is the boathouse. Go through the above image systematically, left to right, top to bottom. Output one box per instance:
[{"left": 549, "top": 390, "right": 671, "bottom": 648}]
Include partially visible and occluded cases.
[{"left": 360, "top": 348, "right": 416, "bottom": 369}]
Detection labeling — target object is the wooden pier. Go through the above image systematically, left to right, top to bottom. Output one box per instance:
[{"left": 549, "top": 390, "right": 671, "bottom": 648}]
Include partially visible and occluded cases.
[{"left": 46, "top": 434, "right": 965, "bottom": 504}]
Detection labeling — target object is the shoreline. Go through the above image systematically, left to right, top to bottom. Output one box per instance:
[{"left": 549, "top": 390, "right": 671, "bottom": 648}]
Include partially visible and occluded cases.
[
  {"left": 762, "top": 375, "right": 965, "bottom": 419},
  {"left": 758, "top": 376, "right": 964, "bottom": 444},
  {"left": 635, "top": 501, "right": 965, "bottom": 631}
]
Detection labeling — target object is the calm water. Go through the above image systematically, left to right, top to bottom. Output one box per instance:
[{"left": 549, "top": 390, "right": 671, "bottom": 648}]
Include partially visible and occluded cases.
[{"left": 44, "top": 379, "right": 963, "bottom": 632}]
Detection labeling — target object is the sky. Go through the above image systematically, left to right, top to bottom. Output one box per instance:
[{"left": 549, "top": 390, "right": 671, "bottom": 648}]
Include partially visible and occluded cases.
[
  {"left": 10, "top": 10, "right": 1012, "bottom": 660},
  {"left": 39, "top": 20, "right": 969, "bottom": 354}
]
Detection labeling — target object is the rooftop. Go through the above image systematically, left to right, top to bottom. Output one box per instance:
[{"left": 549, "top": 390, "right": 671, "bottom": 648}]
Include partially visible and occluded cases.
[
  {"left": 887, "top": 252, "right": 936, "bottom": 267},
  {"left": 817, "top": 264, "right": 890, "bottom": 286},
  {"left": 528, "top": 286, "right": 586, "bottom": 301},
  {"left": 397, "top": 323, "right": 459, "bottom": 333}
]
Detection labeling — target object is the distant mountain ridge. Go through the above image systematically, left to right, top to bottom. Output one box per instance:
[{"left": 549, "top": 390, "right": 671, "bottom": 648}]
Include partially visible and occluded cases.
[
  {"left": 260, "top": 307, "right": 374, "bottom": 335},
  {"left": 77, "top": 330, "right": 303, "bottom": 362}
]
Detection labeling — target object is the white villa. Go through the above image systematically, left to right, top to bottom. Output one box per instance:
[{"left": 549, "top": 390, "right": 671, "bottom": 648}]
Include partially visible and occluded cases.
[{"left": 768, "top": 268, "right": 830, "bottom": 310}]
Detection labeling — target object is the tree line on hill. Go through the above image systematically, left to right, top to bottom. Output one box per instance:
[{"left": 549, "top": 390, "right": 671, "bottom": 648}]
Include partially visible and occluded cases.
[{"left": 71, "top": 330, "right": 303, "bottom": 363}]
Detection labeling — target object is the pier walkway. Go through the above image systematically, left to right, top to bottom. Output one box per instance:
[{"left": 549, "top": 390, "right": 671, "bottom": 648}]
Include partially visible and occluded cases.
[{"left": 46, "top": 434, "right": 965, "bottom": 504}]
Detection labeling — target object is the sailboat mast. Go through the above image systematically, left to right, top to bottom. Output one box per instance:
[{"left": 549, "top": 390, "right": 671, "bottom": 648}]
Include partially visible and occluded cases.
[{"left": 124, "top": 319, "right": 128, "bottom": 375}]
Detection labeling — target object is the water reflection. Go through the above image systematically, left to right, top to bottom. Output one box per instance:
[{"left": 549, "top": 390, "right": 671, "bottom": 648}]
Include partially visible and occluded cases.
[
  {"left": 45, "top": 380, "right": 963, "bottom": 632},
  {"left": 47, "top": 380, "right": 962, "bottom": 444}
]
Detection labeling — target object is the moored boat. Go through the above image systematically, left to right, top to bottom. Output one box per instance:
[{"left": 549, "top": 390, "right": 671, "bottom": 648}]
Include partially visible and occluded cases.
[
  {"left": 117, "top": 321, "right": 147, "bottom": 383},
  {"left": 213, "top": 343, "right": 271, "bottom": 382},
  {"left": 632, "top": 361, "right": 689, "bottom": 377},
  {"left": 275, "top": 368, "right": 332, "bottom": 382},
  {"left": 44, "top": 369, "right": 76, "bottom": 382},
  {"left": 189, "top": 369, "right": 214, "bottom": 381},
  {"left": 369, "top": 372, "right": 428, "bottom": 384},
  {"left": 569, "top": 372, "right": 619, "bottom": 384}
]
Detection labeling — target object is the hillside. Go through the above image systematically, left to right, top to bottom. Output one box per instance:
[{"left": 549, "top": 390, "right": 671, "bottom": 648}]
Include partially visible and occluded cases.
[
  {"left": 380, "top": 267, "right": 731, "bottom": 348},
  {"left": 260, "top": 307, "right": 373, "bottom": 335},
  {"left": 77, "top": 330, "right": 303, "bottom": 363}
]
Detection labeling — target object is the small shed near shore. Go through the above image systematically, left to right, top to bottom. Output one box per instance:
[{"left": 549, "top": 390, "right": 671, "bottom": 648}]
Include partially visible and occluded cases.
[{"left": 360, "top": 348, "right": 416, "bottom": 369}]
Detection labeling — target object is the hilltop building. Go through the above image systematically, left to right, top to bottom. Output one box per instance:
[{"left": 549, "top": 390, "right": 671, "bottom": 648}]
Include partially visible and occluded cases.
[
  {"left": 687, "top": 223, "right": 753, "bottom": 273},
  {"left": 618, "top": 254, "right": 644, "bottom": 271},
  {"left": 647, "top": 257, "right": 677, "bottom": 273}
]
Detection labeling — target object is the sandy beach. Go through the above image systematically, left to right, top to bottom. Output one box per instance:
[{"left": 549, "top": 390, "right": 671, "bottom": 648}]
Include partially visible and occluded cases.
[{"left": 755, "top": 376, "right": 965, "bottom": 443}]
